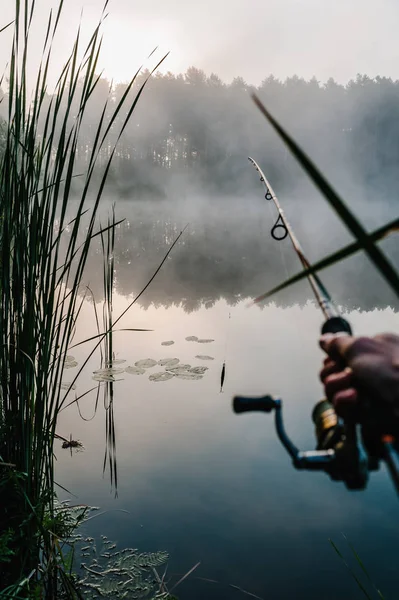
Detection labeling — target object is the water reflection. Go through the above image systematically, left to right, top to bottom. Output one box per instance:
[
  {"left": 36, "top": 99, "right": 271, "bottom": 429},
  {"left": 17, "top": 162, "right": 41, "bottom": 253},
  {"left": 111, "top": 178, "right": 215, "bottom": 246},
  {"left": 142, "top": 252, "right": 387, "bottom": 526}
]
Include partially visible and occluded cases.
[
  {"left": 70, "top": 199, "right": 399, "bottom": 312},
  {"left": 57, "top": 296, "right": 399, "bottom": 600}
]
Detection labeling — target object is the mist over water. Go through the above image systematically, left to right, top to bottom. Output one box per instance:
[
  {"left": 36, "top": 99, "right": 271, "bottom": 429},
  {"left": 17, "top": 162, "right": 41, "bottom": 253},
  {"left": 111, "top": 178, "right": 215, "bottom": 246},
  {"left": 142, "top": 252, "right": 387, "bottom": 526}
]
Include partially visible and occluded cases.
[
  {"left": 39, "top": 68, "right": 398, "bottom": 316},
  {"left": 72, "top": 192, "right": 397, "bottom": 314}
]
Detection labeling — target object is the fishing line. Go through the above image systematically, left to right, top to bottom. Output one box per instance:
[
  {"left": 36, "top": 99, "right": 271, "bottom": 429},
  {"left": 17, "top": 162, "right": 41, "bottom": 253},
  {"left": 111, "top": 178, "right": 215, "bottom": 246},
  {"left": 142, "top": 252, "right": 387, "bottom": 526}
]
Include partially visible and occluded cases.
[
  {"left": 232, "top": 155, "right": 399, "bottom": 498},
  {"left": 249, "top": 157, "right": 341, "bottom": 321},
  {"left": 263, "top": 176, "right": 305, "bottom": 348},
  {"left": 264, "top": 184, "right": 290, "bottom": 283}
]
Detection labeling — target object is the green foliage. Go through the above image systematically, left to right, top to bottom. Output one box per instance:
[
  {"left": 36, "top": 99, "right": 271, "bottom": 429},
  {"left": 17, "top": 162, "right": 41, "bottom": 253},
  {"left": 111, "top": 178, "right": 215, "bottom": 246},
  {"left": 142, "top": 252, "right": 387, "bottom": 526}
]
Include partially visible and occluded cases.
[
  {"left": 0, "top": 0, "right": 163, "bottom": 594},
  {"left": 249, "top": 94, "right": 399, "bottom": 307},
  {"left": 252, "top": 94, "right": 399, "bottom": 300},
  {"left": 252, "top": 216, "right": 399, "bottom": 305},
  {"left": 0, "top": 528, "right": 16, "bottom": 564},
  {"left": 330, "top": 536, "right": 385, "bottom": 600}
]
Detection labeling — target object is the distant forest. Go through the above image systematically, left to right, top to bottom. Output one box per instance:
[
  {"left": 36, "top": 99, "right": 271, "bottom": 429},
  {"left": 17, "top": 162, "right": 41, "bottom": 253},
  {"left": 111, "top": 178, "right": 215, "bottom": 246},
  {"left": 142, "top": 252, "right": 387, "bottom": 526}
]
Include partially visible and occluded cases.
[
  {"left": 1, "top": 67, "right": 399, "bottom": 199},
  {"left": 1, "top": 68, "right": 398, "bottom": 309}
]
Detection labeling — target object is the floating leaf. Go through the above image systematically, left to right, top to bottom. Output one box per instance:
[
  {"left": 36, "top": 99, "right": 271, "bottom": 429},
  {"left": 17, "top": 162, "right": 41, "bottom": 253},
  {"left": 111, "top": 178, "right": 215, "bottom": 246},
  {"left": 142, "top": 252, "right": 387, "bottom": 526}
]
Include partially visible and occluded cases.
[
  {"left": 185, "top": 336, "right": 198, "bottom": 342},
  {"left": 197, "top": 339, "right": 214, "bottom": 344},
  {"left": 161, "top": 340, "right": 174, "bottom": 346},
  {"left": 65, "top": 355, "right": 76, "bottom": 362},
  {"left": 195, "top": 355, "right": 214, "bottom": 361},
  {"left": 134, "top": 358, "right": 157, "bottom": 368},
  {"left": 158, "top": 358, "right": 179, "bottom": 366},
  {"left": 105, "top": 359, "right": 126, "bottom": 366},
  {"left": 64, "top": 360, "right": 78, "bottom": 369},
  {"left": 166, "top": 365, "right": 191, "bottom": 374},
  {"left": 125, "top": 366, "right": 145, "bottom": 375},
  {"left": 189, "top": 366, "right": 209, "bottom": 375},
  {"left": 93, "top": 367, "right": 125, "bottom": 375},
  {"left": 149, "top": 372, "right": 174, "bottom": 382},
  {"left": 176, "top": 373, "right": 203, "bottom": 381},
  {"left": 92, "top": 374, "right": 116, "bottom": 382},
  {"left": 61, "top": 382, "right": 77, "bottom": 391}
]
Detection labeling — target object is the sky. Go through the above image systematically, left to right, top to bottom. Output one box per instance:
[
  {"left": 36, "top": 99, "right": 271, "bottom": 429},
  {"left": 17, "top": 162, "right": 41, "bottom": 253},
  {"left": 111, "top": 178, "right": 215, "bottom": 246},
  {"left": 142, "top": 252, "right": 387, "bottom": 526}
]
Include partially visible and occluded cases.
[{"left": 1, "top": 0, "right": 399, "bottom": 86}]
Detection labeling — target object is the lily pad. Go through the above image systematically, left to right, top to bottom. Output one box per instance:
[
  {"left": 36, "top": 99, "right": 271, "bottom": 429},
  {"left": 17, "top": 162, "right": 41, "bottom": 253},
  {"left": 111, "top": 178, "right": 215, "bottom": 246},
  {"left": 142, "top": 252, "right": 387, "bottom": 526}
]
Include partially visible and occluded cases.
[
  {"left": 185, "top": 336, "right": 198, "bottom": 342},
  {"left": 197, "top": 339, "right": 215, "bottom": 344},
  {"left": 161, "top": 340, "right": 175, "bottom": 346},
  {"left": 195, "top": 355, "right": 214, "bottom": 361},
  {"left": 158, "top": 358, "right": 179, "bottom": 367},
  {"left": 105, "top": 359, "right": 126, "bottom": 366},
  {"left": 134, "top": 359, "right": 157, "bottom": 368},
  {"left": 64, "top": 360, "right": 78, "bottom": 369},
  {"left": 166, "top": 365, "right": 191, "bottom": 374},
  {"left": 125, "top": 366, "right": 146, "bottom": 375},
  {"left": 189, "top": 366, "right": 209, "bottom": 375},
  {"left": 93, "top": 367, "right": 125, "bottom": 375},
  {"left": 149, "top": 372, "right": 174, "bottom": 382},
  {"left": 176, "top": 373, "right": 203, "bottom": 380},
  {"left": 92, "top": 374, "right": 116, "bottom": 382}
]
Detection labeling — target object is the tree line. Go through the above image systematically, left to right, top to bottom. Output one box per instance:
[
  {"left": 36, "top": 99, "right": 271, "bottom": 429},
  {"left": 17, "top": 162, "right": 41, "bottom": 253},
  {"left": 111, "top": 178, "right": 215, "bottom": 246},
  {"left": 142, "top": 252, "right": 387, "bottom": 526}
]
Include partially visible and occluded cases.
[
  {"left": 2, "top": 68, "right": 399, "bottom": 199},
  {"left": 2, "top": 68, "right": 398, "bottom": 309}
]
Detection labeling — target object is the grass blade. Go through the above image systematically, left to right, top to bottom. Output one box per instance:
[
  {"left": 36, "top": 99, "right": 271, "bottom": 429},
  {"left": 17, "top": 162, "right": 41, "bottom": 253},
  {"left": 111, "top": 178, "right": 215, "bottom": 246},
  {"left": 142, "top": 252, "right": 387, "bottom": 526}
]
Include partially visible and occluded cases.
[
  {"left": 252, "top": 93, "right": 399, "bottom": 298},
  {"left": 252, "top": 218, "right": 399, "bottom": 305},
  {"left": 342, "top": 535, "right": 385, "bottom": 600},
  {"left": 329, "top": 539, "right": 373, "bottom": 599}
]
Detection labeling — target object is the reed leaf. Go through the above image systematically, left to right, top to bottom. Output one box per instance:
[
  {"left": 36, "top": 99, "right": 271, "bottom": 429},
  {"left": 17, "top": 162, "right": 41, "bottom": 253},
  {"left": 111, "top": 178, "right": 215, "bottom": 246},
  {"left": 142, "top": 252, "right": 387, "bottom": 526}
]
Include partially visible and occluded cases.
[
  {"left": 0, "top": 0, "right": 163, "bottom": 592},
  {"left": 0, "top": 21, "right": 14, "bottom": 34},
  {"left": 252, "top": 93, "right": 399, "bottom": 298},
  {"left": 252, "top": 218, "right": 399, "bottom": 305},
  {"left": 330, "top": 536, "right": 385, "bottom": 600},
  {"left": 329, "top": 540, "right": 373, "bottom": 599}
]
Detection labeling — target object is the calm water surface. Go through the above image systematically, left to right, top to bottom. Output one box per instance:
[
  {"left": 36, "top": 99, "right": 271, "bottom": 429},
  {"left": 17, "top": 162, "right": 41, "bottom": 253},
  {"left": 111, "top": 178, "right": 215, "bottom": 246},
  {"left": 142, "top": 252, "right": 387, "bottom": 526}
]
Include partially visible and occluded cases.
[
  {"left": 56, "top": 200, "right": 399, "bottom": 599},
  {"left": 57, "top": 296, "right": 399, "bottom": 600}
]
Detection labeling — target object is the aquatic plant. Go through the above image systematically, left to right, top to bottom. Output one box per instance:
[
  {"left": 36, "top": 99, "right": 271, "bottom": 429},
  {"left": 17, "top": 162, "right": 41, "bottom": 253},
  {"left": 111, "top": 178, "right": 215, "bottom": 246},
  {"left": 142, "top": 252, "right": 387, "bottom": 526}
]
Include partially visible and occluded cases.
[
  {"left": 0, "top": 0, "right": 166, "bottom": 593},
  {"left": 77, "top": 535, "right": 169, "bottom": 599},
  {"left": 330, "top": 535, "right": 385, "bottom": 600}
]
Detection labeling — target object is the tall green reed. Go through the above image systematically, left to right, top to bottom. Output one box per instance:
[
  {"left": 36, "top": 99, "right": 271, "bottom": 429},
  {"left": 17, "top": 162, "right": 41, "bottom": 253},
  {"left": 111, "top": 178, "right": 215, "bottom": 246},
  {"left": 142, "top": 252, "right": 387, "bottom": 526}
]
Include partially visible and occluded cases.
[
  {"left": 0, "top": 0, "right": 165, "bottom": 593},
  {"left": 251, "top": 93, "right": 399, "bottom": 304},
  {"left": 100, "top": 208, "right": 118, "bottom": 492}
]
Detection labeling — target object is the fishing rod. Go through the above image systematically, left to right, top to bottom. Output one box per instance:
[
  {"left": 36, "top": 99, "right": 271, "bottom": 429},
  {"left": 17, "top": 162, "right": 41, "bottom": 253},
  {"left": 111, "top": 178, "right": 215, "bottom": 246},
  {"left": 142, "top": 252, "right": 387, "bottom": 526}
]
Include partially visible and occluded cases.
[
  {"left": 247, "top": 157, "right": 349, "bottom": 331},
  {"left": 232, "top": 158, "right": 399, "bottom": 495}
]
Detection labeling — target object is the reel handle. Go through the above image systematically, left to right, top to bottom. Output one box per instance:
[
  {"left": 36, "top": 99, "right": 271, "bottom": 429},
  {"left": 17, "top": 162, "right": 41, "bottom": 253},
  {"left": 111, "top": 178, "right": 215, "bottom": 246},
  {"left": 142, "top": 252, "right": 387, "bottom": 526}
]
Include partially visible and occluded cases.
[{"left": 233, "top": 395, "right": 277, "bottom": 414}]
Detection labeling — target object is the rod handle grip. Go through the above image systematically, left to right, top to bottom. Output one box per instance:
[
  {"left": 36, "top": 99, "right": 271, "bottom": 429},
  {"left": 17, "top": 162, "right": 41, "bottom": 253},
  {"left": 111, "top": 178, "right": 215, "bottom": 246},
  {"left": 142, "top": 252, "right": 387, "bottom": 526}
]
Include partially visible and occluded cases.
[
  {"left": 321, "top": 316, "right": 352, "bottom": 336},
  {"left": 233, "top": 395, "right": 276, "bottom": 414}
]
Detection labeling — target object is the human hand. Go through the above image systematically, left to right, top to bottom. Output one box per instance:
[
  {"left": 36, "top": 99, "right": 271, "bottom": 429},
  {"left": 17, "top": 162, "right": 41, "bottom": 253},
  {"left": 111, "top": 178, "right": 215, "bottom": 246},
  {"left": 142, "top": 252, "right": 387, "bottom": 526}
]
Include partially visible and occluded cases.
[{"left": 319, "top": 333, "right": 399, "bottom": 422}]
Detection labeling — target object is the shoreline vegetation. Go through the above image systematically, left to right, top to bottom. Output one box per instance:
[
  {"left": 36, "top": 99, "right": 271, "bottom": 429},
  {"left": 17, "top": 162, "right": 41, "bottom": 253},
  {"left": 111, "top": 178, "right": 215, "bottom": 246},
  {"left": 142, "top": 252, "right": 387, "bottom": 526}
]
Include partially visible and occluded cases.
[{"left": 0, "top": 1, "right": 174, "bottom": 596}]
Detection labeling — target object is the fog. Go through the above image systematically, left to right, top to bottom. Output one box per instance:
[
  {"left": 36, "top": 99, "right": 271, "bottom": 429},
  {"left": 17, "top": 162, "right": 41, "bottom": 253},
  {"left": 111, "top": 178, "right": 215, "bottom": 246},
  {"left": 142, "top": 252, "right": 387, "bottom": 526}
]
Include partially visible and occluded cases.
[
  {"left": 2, "top": 0, "right": 399, "bottom": 84},
  {"left": 1, "top": 2, "right": 398, "bottom": 312},
  {"left": 28, "top": 67, "right": 395, "bottom": 312}
]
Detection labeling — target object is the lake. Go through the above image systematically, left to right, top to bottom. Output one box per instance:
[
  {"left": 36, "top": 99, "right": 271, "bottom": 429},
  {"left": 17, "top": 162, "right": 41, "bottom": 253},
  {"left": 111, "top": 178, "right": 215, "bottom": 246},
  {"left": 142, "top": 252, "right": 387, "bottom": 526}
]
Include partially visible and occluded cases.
[{"left": 56, "top": 199, "right": 399, "bottom": 599}]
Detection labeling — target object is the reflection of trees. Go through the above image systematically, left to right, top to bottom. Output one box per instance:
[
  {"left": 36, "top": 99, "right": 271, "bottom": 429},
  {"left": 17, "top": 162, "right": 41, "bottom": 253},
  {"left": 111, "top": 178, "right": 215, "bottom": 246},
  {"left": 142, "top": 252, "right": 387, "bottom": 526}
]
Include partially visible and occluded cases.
[
  {"left": 4, "top": 66, "right": 399, "bottom": 312},
  {"left": 77, "top": 207, "right": 399, "bottom": 313}
]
